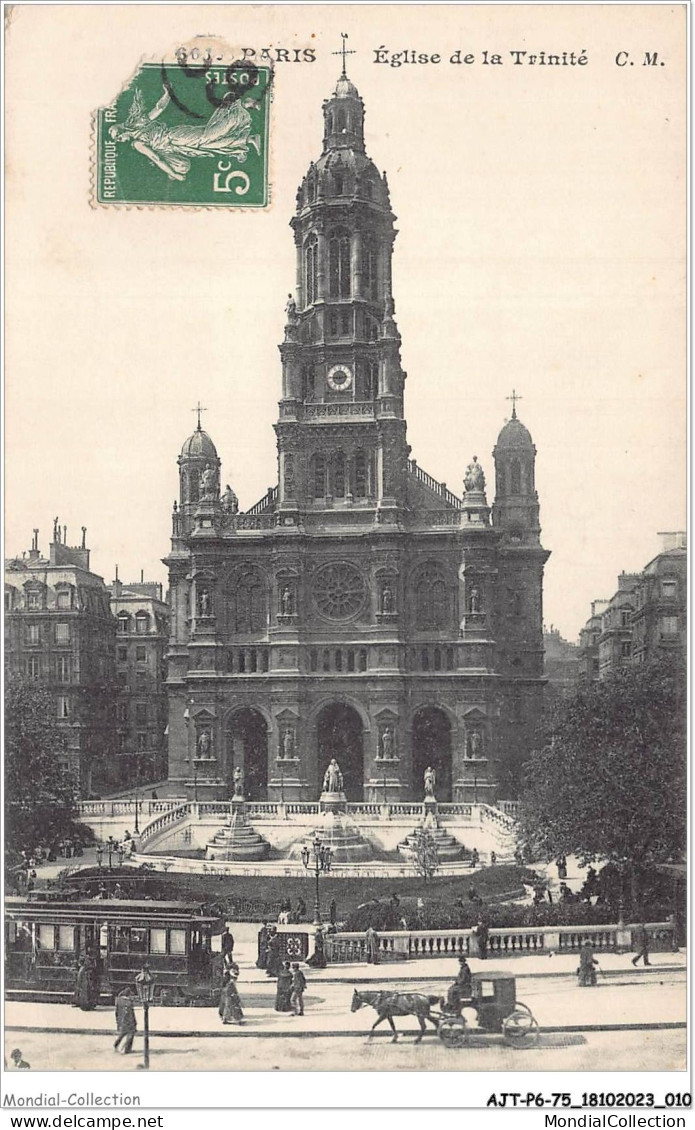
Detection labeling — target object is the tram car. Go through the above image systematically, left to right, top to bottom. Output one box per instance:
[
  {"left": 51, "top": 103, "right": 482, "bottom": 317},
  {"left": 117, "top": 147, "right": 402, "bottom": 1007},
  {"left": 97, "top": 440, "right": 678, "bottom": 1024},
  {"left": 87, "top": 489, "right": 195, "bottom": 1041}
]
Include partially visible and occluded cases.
[
  {"left": 5, "top": 897, "right": 225, "bottom": 1006},
  {"left": 437, "top": 971, "right": 539, "bottom": 1047}
]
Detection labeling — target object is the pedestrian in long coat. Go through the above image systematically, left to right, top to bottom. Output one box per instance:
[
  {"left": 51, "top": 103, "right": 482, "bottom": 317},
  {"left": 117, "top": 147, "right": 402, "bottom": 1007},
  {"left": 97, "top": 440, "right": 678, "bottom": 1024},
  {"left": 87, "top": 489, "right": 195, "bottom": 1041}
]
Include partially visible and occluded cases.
[
  {"left": 475, "top": 920, "right": 489, "bottom": 960},
  {"left": 257, "top": 923, "right": 271, "bottom": 969},
  {"left": 631, "top": 923, "right": 652, "bottom": 967},
  {"left": 306, "top": 926, "right": 327, "bottom": 968},
  {"left": 365, "top": 926, "right": 380, "bottom": 964},
  {"left": 266, "top": 928, "right": 282, "bottom": 978},
  {"left": 577, "top": 941, "right": 599, "bottom": 987},
  {"left": 75, "top": 955, "right": 99, "bottom": 1011},
  {"left": 275, "top": 961, "right": 293, "bottom": 1012},
  {"left": 218, "top": 971, "right": 244, "bottom": 1025},
  {"left": 113, "top": 988, "right": 137, "bottom": 1053}
]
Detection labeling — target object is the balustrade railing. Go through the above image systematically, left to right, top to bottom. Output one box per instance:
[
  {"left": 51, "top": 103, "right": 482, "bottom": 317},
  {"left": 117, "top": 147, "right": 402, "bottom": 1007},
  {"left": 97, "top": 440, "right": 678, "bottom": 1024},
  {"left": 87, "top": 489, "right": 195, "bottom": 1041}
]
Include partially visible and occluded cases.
[
  {"left": 406, "top": 460, "right": 463, "bottom": 509},
  {"left": 245, "top": 486, "right": 278, "bottom": 515},
  {"left": 77, "top": 799, "right": 184, "bottom": 818},
  {"left": 497, "top": 800, "right": 521, "bottom": 820},
  {"left": 137, "top": 802, "right": 191, "bottom": 847},
  {"left": 324, "top": 921, "right": 675, "bottom": 964}
]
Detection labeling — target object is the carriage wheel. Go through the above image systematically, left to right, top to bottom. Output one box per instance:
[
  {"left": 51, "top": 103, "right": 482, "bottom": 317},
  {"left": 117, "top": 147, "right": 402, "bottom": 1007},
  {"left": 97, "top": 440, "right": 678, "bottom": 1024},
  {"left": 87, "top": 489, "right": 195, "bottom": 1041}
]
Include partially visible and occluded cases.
[
  {"left": 503, "top": 1009, "right": 539, "bottom": 1046},
  {"left": 438, "top": 1018, "right": 468, "bottom": 1049}
]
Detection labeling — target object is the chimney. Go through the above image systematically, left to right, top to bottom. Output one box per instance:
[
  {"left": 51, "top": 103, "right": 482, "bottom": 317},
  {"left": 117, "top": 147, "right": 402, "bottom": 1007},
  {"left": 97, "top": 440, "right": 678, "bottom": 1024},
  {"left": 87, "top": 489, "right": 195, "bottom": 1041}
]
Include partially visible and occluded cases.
[
  {"left": 81, "top": 526, "right": 87, "bottom": 549},
  {"left": 28, "top": 529, "right": 40, "bottom": 561},
  {"left": 141, "top": 569, "right": 144, "bottom": 583}
]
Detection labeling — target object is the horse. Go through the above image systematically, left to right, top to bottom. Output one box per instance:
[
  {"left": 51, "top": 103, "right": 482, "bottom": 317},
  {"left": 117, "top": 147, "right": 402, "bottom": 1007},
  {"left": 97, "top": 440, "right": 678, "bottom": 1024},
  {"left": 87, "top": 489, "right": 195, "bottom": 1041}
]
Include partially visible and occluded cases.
[{"left": 351, "top": 988, "right": 441, "bottom": 1043}]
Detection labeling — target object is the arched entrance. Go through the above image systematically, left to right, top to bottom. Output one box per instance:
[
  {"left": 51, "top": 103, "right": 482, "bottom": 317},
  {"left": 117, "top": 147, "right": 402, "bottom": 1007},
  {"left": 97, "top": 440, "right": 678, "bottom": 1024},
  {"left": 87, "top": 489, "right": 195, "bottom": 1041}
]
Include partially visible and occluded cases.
[
  {"left": 316, "top": 703, "right": 364, "bottom": 801},
  {"left": 412, "top": 707, "right": 453, "bottom": 802},
  {"left": 226, "top": 709, "right": 268, "bottom": 800}
]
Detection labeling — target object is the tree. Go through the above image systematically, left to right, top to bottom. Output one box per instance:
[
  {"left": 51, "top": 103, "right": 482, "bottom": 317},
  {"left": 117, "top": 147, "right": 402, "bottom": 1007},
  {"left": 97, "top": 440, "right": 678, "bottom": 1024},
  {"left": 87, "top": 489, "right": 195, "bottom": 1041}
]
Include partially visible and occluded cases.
[
  {"left": 519, "top": 657, "right": 686, "bottom": 908},
  {"left": 5, "top": 675, "right": 84, "bottom": 855},
  {"left": 412, "top": 827, "right": 440, "bottom": 882}
]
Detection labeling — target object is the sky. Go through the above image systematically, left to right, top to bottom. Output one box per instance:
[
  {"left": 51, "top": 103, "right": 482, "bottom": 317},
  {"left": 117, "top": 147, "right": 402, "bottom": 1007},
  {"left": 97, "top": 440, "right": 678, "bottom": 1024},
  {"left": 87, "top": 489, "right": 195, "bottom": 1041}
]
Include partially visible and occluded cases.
[{"left": 5, "top": 4, "right": 686, "bottom": 641}]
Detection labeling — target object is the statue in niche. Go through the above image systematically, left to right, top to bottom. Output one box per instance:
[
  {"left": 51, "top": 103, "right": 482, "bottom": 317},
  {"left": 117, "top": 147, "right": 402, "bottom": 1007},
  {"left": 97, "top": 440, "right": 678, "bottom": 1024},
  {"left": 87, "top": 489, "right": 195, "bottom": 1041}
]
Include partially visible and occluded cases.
[
  {"left": 384, "top": 290, "right": 395, "bottom": 318},
  {"left": 285, "top": 293, "right": 297, "bottom": 322},
  {"left": 464, "top": 455, "right": 486, "bottom": 493},
  {"left": 200, "top": 462, "right": 218, "bottom": 500},
  {"left": 221, "top": 484, "right": 238, "bottom": 514},
  {"left": 172, "top": 500, "right": 181, "bottom": 536},
  {"left": 381, "top": 583, "right": 395, "bottom": 614},
  {"left": 281, "top": 586, "right": 294, "bottom": 616},
  {"left": 469, "top": 586, "right": 481, "bottom": 614},
  {"left": 199, "top": 588, "right": 212, "bottom": 617},
  {"left": 380, "top": 727, "right": 395, "bottom": 760},
  {"left": 282, "top": 729, "right": 295, "bottom": 760},
  {"left": 197, "top": 731, "right": 212, "bottom": 758},
  {"left": 468, "top": 731, "right": 483, "bottom": 759},
  {"left": 323, "top": 758, "right": 343, "bottom": 794},
  {"left": 232, "top": 765, "right": 244, "bottom": 799},
  {"left": 424, "top": 765, "right": 436, "bottom": 799}
]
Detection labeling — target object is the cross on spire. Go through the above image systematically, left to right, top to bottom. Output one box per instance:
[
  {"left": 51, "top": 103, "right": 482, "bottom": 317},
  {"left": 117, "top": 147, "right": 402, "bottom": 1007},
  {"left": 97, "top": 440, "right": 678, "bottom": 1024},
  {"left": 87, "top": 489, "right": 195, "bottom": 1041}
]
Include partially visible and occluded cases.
[
  {"left": 333, "top": 32, "right": 356, "bottom": 77},
  {"left": 506, "top": 389, "right": 522, "bottom": 419},
  {"left": 192, "top": 401, "right": 207, "bottom": 430}
]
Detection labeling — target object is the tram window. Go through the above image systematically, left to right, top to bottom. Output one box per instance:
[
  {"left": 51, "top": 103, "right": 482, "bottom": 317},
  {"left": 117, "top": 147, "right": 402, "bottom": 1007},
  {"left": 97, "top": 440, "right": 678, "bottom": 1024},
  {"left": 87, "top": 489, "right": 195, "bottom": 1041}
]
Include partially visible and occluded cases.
[
  {"left": 7, "top": 921, "right": 18, "bottom": 944},
  {"left": 38, "top": 924, "right": 55, "bottom": 950},
  {"left": 58, "top": 926, "right": 75, "bottom": 951},
  {"left": 113, "top": 927, "right": 130, "bottom": 952},
  {"left": 130, "top": 928, "right": 148, "bottom": 953},
  {"left": 150, "top": 928, "right": 167, "bottom": 954},
  {"left": 170, "top": 929, "right": 187, "bottom": 954}
]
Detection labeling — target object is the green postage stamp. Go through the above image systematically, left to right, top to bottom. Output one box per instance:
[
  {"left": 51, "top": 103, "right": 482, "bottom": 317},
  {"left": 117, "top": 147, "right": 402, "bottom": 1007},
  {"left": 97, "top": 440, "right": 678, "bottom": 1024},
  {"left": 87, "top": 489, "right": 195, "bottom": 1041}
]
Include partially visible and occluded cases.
[{"left": 94, "top": 49, "right": 271, "bottom": 207}]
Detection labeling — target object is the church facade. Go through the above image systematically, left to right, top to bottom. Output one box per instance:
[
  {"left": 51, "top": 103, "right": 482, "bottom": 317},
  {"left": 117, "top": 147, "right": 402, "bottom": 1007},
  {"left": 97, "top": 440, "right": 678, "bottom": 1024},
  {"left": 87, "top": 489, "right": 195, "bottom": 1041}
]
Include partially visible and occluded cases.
[{"left": 164, "top": 68, "right": 549, "bottom": 804}]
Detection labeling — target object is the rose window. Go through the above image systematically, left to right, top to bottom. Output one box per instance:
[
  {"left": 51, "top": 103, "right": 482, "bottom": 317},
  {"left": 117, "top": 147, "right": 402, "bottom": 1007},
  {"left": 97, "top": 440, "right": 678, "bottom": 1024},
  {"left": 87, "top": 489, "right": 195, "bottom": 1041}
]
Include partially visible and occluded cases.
[{"left": 312, "top": 562, "right": 367, "bottom": 621}]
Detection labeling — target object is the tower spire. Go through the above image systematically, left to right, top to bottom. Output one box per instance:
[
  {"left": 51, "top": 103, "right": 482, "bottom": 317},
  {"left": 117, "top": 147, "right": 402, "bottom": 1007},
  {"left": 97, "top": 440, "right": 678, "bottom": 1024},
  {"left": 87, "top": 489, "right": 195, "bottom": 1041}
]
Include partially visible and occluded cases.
[
  {"left": 506, "top": 389, "right": 522, "bottom": 420},
  {"left": 192, "top": 401, "right": 207, "bottom": 431}
]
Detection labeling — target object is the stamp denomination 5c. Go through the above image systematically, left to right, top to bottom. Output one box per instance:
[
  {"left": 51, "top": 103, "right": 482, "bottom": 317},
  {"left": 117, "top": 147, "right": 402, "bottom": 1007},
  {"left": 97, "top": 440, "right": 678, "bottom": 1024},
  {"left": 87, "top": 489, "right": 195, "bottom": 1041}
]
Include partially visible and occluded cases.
[{"left": 94, "top": 47, "right": 271, "bottom": 208}]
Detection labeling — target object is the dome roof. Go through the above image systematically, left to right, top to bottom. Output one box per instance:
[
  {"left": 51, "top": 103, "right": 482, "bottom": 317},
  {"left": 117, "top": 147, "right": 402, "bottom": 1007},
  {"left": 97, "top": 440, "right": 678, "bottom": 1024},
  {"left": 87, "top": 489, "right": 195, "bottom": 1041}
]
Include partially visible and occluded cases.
[
  {"left": 334, "top": 75, "right": 359, "bottom": 99},
  {"left": 496, "top": 414, "right": 533, "bottom": 449},
  {"left": 180, "top": 427, "right": 218, "bottom": 460}
]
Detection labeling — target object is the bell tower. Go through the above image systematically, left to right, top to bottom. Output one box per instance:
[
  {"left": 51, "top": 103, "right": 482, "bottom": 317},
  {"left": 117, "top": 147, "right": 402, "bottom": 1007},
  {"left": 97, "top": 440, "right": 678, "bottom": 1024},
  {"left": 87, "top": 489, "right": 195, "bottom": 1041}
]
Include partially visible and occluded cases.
[{"left": 275, "top": 47, "right": 408, "bottom": 518}]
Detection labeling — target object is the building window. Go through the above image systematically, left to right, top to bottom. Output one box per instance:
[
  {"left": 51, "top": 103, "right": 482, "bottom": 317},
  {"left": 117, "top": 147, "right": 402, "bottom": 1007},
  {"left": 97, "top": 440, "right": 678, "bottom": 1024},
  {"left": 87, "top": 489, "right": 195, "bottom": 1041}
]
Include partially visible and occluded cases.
[
  {"left": 333, "top": 171, "right": 343, "bottom": 195},
  {"left": 328, "top": 230, "right": 351, "bottom": 298},
  {"left": 305, "top": 235, "right": 318, "bottom": 303},
  {"left": 362, "top": 236, "right": 378, "bottom": 301},
  {"left": 340, "top": 309, "right": 351, "bottom": 336},
  {"left": 329, "top": 310, "right": 338, "bottom": 336},
  {"left": 355, "top": 450, "right": 368, "bottom": 498},
  {"left": 332, "top": 452, "right": 346, "bottom": 498},
  {"left": 313, "top": 454, "right": 327, "bottom": 499},
  {"left": 510, "top": 459, "right": 522, "bottom": 495},
  {"left": 415, "top": 568, "right": 448, "bottom": 630},
  {"left": 233, "top": 572, "right": 267, "bottom": 633},
  {"left": 661, "top": 579, "right": 678, "bottom": 600},
  {"left": 26, "top": 589, "right": 41, "bottom": 610},
  {"left": 56, "top": 591, "right": 71, "bottom": 609},
  {"left": 621, "top": 610, "right": 632, "bottom": 628},
  {"left": 135, "top": 613, "right": 149, "bottom": 634},
  {"left": 117, "top": 614, "right": 130, "bottom": 634},
  {"left": 660, "top": 615, "right": 679, "bottom": 637},
  {"left": 55, "top": 623, "right": 70, "bottom": 645},
  {"left": 26, "top": 624, "right": 40, "bottom": 645},
  {"left": 621, "top": 641, "right": 631, "bottom": 658},
  {"left": 118, "top": 646, "right": 127, "bottom": 663},
  {"left": 136, "top": 646, "right": 147, "bottom": 664},
  {"left": 310, "top": 648, "right": 318, "bottom": 672},
  {"left": 358, "top": 648, "right": 368, "bottom": 672},
  {"left": 322, "top": 649, "right": 331, "bottom": 673},
  {"left": 27, "top": 656, "right": 41, "bottom": 680},
  {"left": 56, "top": 656, "right": 70, "bottom": 683},
  {"left": 57, "top": 695, "right": 70, "bottom": 719},
  {"left": 135, "top": 703, "right": 148, "bottom": 726},
  {"left": 137, "top": 733, "right": 147, "bottom": 751}
]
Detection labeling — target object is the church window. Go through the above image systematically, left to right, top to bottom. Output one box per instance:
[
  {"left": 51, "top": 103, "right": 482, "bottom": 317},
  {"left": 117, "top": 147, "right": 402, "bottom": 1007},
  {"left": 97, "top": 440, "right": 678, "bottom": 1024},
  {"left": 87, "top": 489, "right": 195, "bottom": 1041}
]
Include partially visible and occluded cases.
[
  {"left": 335, "top": 107, "right": 346, "bottom": 132},
  {"left": 326, "top": 111, "right": 333, "bottom": 133},
  {"left": 334, "top": 172, "right": 344, "bottom": 195},
  {"left": 308, "top": 175, "right": 317, "bottom": 203},
  {"left": 364, "top": 180, "right": 374, "bottom": 200},
  {"left": 329, "top": 230, "right": 351, "bottom": 299},
  {"left": 305, "top": 236, "right": 318, "bottom": 303},
  {"left": 362, "top": 236, "right": 378, "bottom": 301},
  {"left": 341, "top": 309, "right": 351, "bottom": 335},
  {"left": 329, "top": 311, "right": 338, "bottom": 336},
  {"left": 365, "top": 316, "right": 379, "bottom": 342},
  {"left": 301, "top": 365, "right": 314, "bottom": 401},
  {"left": 355, "top": 450, "right": 368, "bottom": 498},
  {"left": 332, "top": 452, "right": 346, "bottom": 498},
  {"left": 312, "top": 454, "right": 327, "bottom": 498},
  {"left": 510, "top": 460, "right": 522, "bottom": 495},
  {"left": 497, "top": 466, "right": 506, "bottom": 495},
  {"left": 415, "top": 568, "right": 449, "bottom": 630},
  {"left": 233, "top": 572, "right": 267, "bottom": 633},
  {"left": 434, "top": 647, "right": 442, "bottom": 671},
  {"left": 446, "top": 647, "right": 455, "bottom": 671},
  {"left": 310, "top": 648, "right": 318, "bottom": 672},
  {"left": 358, "top": 648, "right": 368, "bottom": 672},
  {"left": 421, "top": 648, "right": 430, "bottom": 671},
  {"left": 249, "top": 649, "right": 258, "bottom": 673},
  {"left": 261, "top": 649, "right": 269, "bottom": 672},
  {"left": 322, "top": 649, "right": 331, "bottom": 672},
  {"left": 335, "top": 649, "right": 343, "bottom": 672},
  {"left": 347, "top": 649, "right": 355, "bottom": 673},
  {"left": 238, "top": 651, "right": 246, "bottom": 673}
]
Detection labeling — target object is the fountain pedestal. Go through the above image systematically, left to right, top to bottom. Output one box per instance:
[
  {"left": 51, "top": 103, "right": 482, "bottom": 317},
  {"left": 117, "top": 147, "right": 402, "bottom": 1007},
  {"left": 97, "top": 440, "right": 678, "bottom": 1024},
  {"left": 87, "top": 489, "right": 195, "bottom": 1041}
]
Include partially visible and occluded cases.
[
  {"left": 319, "top": 790, "right": 347, "bottom": 814},
  {"left": 205, "top": 796, "right": 270, "bottom": 861},
  {"left": 397, "top": 799, "right": 466, "bottom": 862}
]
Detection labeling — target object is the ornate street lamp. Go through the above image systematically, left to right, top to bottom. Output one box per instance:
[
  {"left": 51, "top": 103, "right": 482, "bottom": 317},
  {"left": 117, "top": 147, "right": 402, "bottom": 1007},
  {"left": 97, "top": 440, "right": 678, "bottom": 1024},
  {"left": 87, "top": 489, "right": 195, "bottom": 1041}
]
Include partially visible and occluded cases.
[
  {"left": 133, "top": 794, "right": 140, "bottom": 835},
  {"left": 301, "top": 834, "right": 332, "bottom": 926},
  {"left": 106, "top": 837, "right": 115, "bottom": 868},
  {"left": 95, "top": 845, "right": 103, "bottom": 868},
  {"left": 135, "top": 965, "right": 155, "bottom": 1070}
]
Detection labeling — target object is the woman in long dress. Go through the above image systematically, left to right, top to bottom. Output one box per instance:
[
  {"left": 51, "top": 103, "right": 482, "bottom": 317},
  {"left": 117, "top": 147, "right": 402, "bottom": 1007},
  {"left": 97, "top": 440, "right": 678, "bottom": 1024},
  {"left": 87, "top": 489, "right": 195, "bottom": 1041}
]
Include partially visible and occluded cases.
[
  {"left": 306, "top": 926, "right": 327, "bottom": 969},
  {"left": 74, "top": 954, "right": 99, "bottom": 1011},
  {"left": 275, "top": 961, "right": 293, "bottom": 1012},
  {"left": 218, "top": 971, "right": 244, "bottom": 1025}
]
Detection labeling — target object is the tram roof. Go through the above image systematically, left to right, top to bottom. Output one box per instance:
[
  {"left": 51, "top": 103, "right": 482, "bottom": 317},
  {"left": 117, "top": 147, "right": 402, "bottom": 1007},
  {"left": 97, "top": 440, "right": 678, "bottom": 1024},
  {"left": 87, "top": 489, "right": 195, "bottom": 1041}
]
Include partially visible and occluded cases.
[{"left": 5, "top": 897, "right": 222, "bottom": 924}]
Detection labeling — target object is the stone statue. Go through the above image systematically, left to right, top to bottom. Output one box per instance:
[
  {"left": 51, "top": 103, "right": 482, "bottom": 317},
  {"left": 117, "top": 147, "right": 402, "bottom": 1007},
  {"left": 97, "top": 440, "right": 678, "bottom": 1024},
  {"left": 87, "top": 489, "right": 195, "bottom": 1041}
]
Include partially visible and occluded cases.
[
  {"left": 384, "top": 290, "right": 395, "bottom": 317},
  {"left": 285, "top": 293, "right": 297, "bottom": 322},
  {"left": 464, "top": 455, "right": 486, "bottom": 494},
  {"left": 200, "top": 462, "right": 218, "bottom": 500},
  {"left": 221, "top": 484, "right": 238, "bottom": 514},
  {"left": 172, "top": 502, "right": 182, "bottom": 537},
  {"left": 53, "top": 517, "right": 61, "bottom": 543},
  {"left": 381, "top": 584, "right": 394, "bottom": 614},
  {"left": 281, "top": 586, "right": 294, "bottom": 616},
  {"left": 469, "top": 586, "right": 480, "bottom": 614},
  {"left": 199, "top": 588, "right": 212, "bottom": 617},
  {"left": 381, "top": 727, "right": 394, "bottom": 760},
  {"left": 282, "top": 729, "right": 295, "bottom": 760},
  {"left": 198, "top": 731, "right": 211, "bottom": 758},
  {"left": 469, "top": 731, "right": 483, "bottom": 759},
  {"left": 323, "top": 758, "right": 343, "bottom": 794},
  {"left": 232, "top": 765, "right": 244, "bottom": 798},
  {"left": 424, "top": 765, "right": 436, "bottom": 798}
]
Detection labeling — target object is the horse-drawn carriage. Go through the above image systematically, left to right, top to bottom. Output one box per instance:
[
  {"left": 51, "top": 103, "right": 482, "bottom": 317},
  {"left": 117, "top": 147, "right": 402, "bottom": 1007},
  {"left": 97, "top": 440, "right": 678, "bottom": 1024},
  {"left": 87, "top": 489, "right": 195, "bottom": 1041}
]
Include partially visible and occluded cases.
[{"left": 352, "top": 971, "right": 539, "bottom": 1047}]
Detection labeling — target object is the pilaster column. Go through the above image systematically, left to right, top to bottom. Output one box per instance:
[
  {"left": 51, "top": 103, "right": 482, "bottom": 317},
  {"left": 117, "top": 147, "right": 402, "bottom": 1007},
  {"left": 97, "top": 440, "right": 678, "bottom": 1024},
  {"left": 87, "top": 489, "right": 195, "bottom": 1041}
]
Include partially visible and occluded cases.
[
  {"left": 317, "top": 231, "right": 327, "bottom": 298},
  {"left": 351, "top": 231, "right": 363, "bottom": 298}
]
